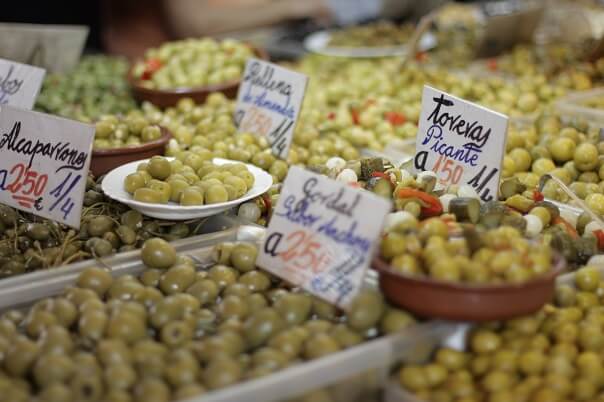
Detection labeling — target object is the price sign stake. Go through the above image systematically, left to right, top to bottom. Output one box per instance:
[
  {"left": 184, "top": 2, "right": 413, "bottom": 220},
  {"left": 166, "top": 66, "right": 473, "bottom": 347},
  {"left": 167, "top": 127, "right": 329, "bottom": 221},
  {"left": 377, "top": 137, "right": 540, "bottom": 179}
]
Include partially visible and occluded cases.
[
  {"left": 0, "top": 58, "right": 45, "bottom": 109},
  {"left": 235, "top": 58, "right": 308, "bottom": 160},
  {"left": 414, "top": 86, "right": 508, "bottom": 202},
  {"left": 0, "top": 105, "right": 94, "bottom": 228},
  {"left": 257, "top": 166, "right": 391, "bottom": 308}
]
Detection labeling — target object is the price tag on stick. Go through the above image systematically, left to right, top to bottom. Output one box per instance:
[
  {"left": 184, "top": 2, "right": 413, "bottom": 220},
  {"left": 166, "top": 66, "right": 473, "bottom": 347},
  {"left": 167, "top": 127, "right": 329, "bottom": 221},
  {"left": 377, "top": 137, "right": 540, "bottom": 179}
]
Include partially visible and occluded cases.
[
  {"left": 0, "top": 58, "right": 46, "bottom": 109},
  {"left": 235, "top": 58, "right": 308, "bottom": 160},
  {"left": 413, "top": 86, "right": 508, "bottom": 202},
  {"left": 0, "top": 105, "right": 94, "bottom": 228},
  {"left": 257, "top": 166, "right": 391, "bottom": 308}
]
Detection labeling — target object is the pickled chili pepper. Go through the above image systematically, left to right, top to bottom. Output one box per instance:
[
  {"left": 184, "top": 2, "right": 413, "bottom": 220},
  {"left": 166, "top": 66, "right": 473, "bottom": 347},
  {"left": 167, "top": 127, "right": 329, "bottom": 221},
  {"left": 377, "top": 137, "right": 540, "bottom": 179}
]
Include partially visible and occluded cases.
[
  {"left": 141, "top": 58, "right": 162, "bottom": 80},
  {"left": 384, "top": 111, "right": 406, "bottom": 126},
  {"left": 371, "top": 171, "right": 395, "bottom": 186},
  {"left": 397, "top": 188, "right": 442, "bottom": 217},
  {"left": 532, "top": 190, "right": 544, "bottom": 202},
  {"left": 552, "top": 216, "right": 579, "bottom": 239},
  {"left": 594, "top": 229, "right": 604, "bottom": 249}
]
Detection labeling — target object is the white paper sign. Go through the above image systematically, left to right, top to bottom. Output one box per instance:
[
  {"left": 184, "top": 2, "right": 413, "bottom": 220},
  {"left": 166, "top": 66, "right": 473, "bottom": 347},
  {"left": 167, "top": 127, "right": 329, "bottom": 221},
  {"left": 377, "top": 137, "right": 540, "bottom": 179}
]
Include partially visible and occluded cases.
[
  {"left": 0, "top": 24, "right": 88, "bottom": 74},
  {"left": 0, "top": 58, "right": 46, "bottom": 109},
  {"left": 235, "top": 58, "right": 308, "bottom": 159},
  {"left": 414, "top": 86, "right": 508, "bottom": 202},
  {"left": 0, "top": 106, "right": 94, "bottom": 228},
  {"left": 257, "top": 166, "right": 391, "bottom": 308}
]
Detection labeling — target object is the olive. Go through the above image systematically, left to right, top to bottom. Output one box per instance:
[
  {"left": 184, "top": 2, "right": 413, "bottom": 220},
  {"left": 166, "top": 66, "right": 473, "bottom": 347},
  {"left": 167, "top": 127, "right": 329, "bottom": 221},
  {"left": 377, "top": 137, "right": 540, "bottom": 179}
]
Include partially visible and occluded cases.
[
  {"left": 147, "top": 156, "right": 172, "bottom": 181},
  {"left": 124, "top": 173, "right": 147, "bottom": 194},
  {"left": 133, "top": 188, "right": 163, "bottom": 203},
  {"left": 121, "top": 210, "right": 143, "bottom": 229},
  {"left": 88, "top": 216, "right": 114, "bottom": 237},
  {"left": 26, "top": 223, "right": 50, "bottom": 241},
  {"left": 116, "top": 225, "right": 137, "bottom": 245},
  {"left": 141, "top": 238, "right": 177, "bottom": 269},
  {"left": 230, "top": 243, "right": 258, "bottom": 272},
  {"left": 159, "top": 264, "right": 196, "bottom": 294},
  {"left": 208, "top": 264, "right": 239, "bottom": 288},
  {"left": 77, "top": 267, "right": 113, "bottom": 296},
  {"left": 239, "top": 270, "right": 271, "bottom": 292},
  {"left": 186, "top": 279, "right": 219, "bottom": 306},
  {"left": 347, "top": 289, "right": 384, "bottom": 331},
  {"left": 275, "top": 293, "right": 312, "bottom": 326},
  {"left": 244, "top": 308, "right": 285, "bottom": 348},
  {"left": 380, "top": 308, "right": 416, "bottom": 334},
  {"left": 304, "top": 332, "right": 340, "bottom": 359},
  {"left": 5, "top": 335, "right": 40, "bottom": 376},
  {"left": 132, "top": 340, "right": 167, "bottom": 378},
  {"left": 33, "top": 353, "right": 75, "bottom": 387},
  {"left": 203, "top": 356, "right": 242, "bottom": 390},
  {"left": 134, "top": 377, "right": 170, "bottom": 402},
  {"left": 38, "top": 383, "right": 73, "bottom": 402}
]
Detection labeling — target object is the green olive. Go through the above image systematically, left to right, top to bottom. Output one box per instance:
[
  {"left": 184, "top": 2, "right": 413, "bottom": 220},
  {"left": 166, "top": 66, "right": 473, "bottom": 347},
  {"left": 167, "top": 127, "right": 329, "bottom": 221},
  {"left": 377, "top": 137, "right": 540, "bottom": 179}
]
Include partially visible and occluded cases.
[{"left": 141, "top": 238, "right": 177, "bottom": 269}]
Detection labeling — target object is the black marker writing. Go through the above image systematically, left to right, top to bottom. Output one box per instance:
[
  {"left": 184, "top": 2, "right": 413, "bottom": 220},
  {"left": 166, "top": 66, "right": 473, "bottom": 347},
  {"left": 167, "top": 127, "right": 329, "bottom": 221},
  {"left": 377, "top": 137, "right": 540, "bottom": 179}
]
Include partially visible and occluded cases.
[{"left": 0, "top": 121, "right": 88, "bottom": 171}]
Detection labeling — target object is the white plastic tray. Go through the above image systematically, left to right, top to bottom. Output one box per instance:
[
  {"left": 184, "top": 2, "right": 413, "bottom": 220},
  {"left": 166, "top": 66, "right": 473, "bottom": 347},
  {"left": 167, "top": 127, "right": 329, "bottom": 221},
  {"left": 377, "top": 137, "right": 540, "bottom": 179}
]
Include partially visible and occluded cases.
[{"left": 0, "top": 214, "right": 263, "bottom": 306}]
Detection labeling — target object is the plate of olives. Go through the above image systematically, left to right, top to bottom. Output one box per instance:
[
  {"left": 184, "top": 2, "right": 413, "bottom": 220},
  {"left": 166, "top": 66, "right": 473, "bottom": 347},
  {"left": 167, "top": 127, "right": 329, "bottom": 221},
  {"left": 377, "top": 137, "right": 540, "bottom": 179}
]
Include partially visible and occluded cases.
[{"left": 102, "top": 156, "right": 273, "bottom": 220}]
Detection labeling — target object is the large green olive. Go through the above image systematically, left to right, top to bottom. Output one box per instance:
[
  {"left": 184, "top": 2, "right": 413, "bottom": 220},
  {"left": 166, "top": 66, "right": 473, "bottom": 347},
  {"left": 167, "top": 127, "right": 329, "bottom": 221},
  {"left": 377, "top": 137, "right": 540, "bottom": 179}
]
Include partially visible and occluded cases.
[{"left": 141, "top": 238, "right": 177, "bottom": 269}]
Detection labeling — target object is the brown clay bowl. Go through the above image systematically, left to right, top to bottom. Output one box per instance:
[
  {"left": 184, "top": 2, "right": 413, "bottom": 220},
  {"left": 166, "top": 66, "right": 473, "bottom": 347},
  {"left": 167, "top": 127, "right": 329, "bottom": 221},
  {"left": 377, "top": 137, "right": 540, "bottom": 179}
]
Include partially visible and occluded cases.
[
  {"left": 129, "top": 46, "right": 269, "bottom": 108},
  {"left": 90, "top": 126, "right": 171, "bottom": 178},
  {"left": 373, "top": 254, "right": 566, "bottom": 322}
]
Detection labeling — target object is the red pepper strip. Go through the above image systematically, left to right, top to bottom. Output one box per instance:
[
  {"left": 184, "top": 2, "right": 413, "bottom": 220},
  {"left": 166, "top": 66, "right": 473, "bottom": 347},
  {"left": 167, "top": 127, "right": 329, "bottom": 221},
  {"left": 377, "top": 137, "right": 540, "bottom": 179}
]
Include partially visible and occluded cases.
[
  {"left": 415, "top": 52, "right": 428, "bottom": 62},
  {"left": 141, "top": 58, "right": 162, "bottom": 80},
  {"left": 487, "top": 58, "right": 498, "bottom": 71},
  {"left": 350, "top": 108, "right": 360, "bottom": 125},
  {"left": 384, "top": 111, "right": 406, "bottom": 126},
  {"left": 327, "top": 112, "right": 335, "bottom": 120},
  {"left": 371, "top": 171, "right": 395, "bottom": 187},
  {"left": 397, "top": 188, "right": 443, "bottom": 217},
  {"left": 532, "top": 190, "right": 544, "bottom": 202},
  {"left": 261, "top": 193, "right": 272, "bottom": 217},
  {"left": 552, "top": 216, "right": 579, "bottom": 239},
  {"left": 595, "top": 230, "right": 604, "bottom": 249}
]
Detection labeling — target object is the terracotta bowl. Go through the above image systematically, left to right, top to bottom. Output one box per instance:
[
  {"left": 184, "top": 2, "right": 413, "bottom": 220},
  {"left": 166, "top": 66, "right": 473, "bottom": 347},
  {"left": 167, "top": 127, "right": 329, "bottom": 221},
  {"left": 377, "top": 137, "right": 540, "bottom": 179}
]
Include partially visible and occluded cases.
[
  {"left": 129, "top": 46, "right": 269, "bottom": 108},
  {"left": 90, "top": 127, "right": 171, "bottom": 178},
  {"left": 373, "top": 254, "right": 566, "bottom": 322}
]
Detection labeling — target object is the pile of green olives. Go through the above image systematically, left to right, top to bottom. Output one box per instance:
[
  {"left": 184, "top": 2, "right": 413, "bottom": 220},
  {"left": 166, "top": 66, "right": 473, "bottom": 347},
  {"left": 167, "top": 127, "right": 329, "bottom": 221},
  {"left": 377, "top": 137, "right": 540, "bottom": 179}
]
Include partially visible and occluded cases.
[
  {"left": 327, "top": 21, "right": 415, "bottom": 47},
  {"left": 132, "top": 38, "right": 253, "bottom": 89},
  {"left": 35, "top": 55, "right": 136, "bottom": 122},
  {"left": 94, "top": 113, "right": 163, "bottom": 150},
  {"left": 125, "top": 156, "right": 255, "bottom": 206},
  {"left": 381, "top": 220, "right": 553, "bottom": 284},
  {"left": 0, "top": 238, "right": 415, "bottom": 402},
  {"left": 397, "top": 265, "right": 604, "bottom": 402}
]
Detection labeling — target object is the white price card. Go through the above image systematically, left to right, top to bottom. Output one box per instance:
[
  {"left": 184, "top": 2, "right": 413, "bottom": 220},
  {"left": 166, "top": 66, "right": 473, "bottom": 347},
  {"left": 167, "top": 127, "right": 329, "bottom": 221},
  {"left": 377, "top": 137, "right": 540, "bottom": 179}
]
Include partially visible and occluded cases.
[
  {"left": 0, "top": 23, "right": 88, "bottom": 74},
  {"left": 0, "top": 58, "right": 46, "bottom": 109},
  {"left": 235, "top": 58, "right": 308, "bottom": 160},
  {"left": 413, "top": 86, "right": 508, "bottom": 202},
  {"left": 0, "top": 105, "right": 94, "bottom": 228},
  {"left": 257, "top": 166, "right": 391, "bottom": 308}
]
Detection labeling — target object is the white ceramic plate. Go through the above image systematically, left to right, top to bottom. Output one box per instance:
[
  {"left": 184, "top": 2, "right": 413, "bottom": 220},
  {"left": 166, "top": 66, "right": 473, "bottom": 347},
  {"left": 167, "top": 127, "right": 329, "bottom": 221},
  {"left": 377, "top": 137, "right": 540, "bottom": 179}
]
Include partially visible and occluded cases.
[
  {"left": 303, "top": 30, "right": 437, "bottom": 58},
  {"left": 102, "top": 157, "right": 273, "bottom": 220}
]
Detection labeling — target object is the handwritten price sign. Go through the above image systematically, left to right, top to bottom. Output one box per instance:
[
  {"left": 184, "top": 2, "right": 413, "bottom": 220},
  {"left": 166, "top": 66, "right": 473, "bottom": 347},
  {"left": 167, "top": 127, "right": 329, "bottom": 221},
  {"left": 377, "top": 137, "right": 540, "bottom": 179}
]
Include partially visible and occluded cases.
[
  {"left": 0, "top": 58, "right": 45, "bottom": 109},
  {"left": 235, "top": 59, "right": 308, "bottom": 159},
  {"left": 414, "top": 86, "right": 508, "bottom": 202},
  {"left": 0, "top": 105, "right": 94, "bottom": 228},
  {"left": 257, "top": 166, "right": 391, "bottom": 308}
]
